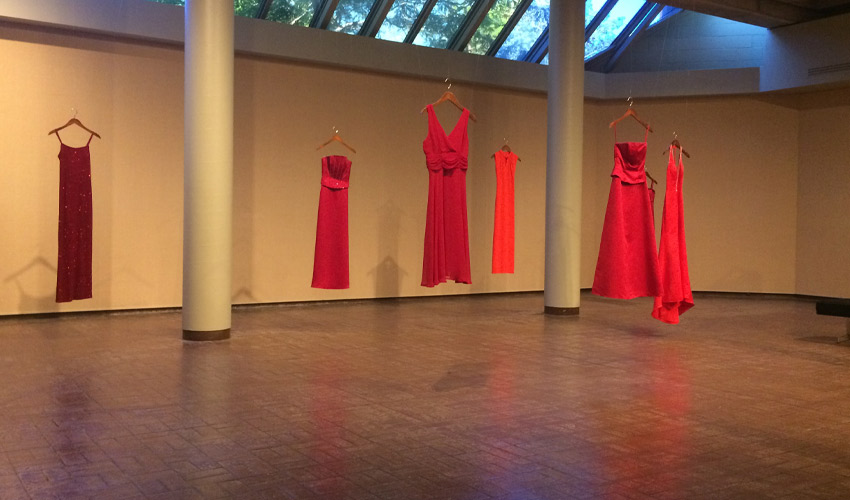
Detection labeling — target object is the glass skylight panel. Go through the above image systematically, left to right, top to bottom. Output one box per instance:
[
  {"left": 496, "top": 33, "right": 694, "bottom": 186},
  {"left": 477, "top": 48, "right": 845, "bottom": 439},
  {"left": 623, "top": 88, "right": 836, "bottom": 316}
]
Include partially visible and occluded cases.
[
  {"left": 148, "top": 0, "right": 261, "bottom": 16},
  {"left": 234, "top": 0, "right": 262, "bottom": 17},
  {"left": 267, "top": 0, "right": 317, "bottom": 26},
  {"left": 328, "top": 0, "right": 375, "bottom": 34},
  {"left": 376, "top": 0, "right": 429, "bottom": 43},
  {"left": 412, "top": 0, "right": 474, "bottom": 49},
  {"left": 465, "top": 0, "right": 523, "bottom": 55},
  {"left": 495, "top": 0, "right": 549, "bottom": 61},
  {"left": 585, "top": 0, "right": 644, "bottom": 59},
  {"left": 585, "top": 0, "right": 609, "bottom": 26},
  {"left": 649, "top": 6, "right": 681, "bottom": 27},
  {"left": 541, "top": 53, "right": 549, "bottom": 65}
]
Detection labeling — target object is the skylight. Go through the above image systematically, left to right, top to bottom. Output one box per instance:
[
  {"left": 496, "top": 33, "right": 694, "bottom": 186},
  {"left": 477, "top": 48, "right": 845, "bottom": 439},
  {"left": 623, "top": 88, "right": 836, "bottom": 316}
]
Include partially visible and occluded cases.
[{"left": 147, "top": 0, "right": 684, "bottom": 68}]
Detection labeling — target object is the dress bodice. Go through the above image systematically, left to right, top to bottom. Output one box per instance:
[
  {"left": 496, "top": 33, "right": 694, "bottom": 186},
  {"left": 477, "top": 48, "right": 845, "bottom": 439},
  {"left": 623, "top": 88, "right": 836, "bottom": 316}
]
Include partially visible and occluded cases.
[
  {"left": 423, "top": 104, "right": 469, "bottom": 172},
  {"left": 611, "top": 141, "right": 647, "bottom": 184},
  {"left": 320, "top": 155, "right": 351, "bottom": 190}
]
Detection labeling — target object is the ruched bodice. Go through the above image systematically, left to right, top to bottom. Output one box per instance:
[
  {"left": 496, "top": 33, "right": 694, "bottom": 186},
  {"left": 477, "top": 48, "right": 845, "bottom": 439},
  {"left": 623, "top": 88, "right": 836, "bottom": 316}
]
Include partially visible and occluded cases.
[
  {"left": 423, "top": 105, "right": 469, "bottom": 171},
  {"left": 612, "top": 142, "right": 647, "bottom": 184},
  {"left": 320, "top": 155, "right": 351, "bottom": 189}
]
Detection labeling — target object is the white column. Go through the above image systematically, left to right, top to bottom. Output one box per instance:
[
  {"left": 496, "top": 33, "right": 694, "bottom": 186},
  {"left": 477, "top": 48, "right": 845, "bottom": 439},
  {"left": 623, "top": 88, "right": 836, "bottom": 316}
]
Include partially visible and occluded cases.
[
  {"left": 183, "top": 0, "right": 234, "bottom": 340},
  {"left": 544, "top": 0, "right": 584, "bottom": 315}
]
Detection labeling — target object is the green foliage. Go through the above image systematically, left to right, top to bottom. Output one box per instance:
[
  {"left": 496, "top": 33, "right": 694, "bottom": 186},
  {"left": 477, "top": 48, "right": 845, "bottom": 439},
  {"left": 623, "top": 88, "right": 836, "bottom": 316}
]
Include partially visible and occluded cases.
[
  {"left": 267, "top": 0, "right": 317, "bottom": 26},
  {"left": 329, "top": 0, "right": 375, "bottom": 34},
  {"left": 414, "top": 0, "right": 473, "bottom": 49},
  {"left": 465, "top": 0, "right": 522, "bottom": 55}
]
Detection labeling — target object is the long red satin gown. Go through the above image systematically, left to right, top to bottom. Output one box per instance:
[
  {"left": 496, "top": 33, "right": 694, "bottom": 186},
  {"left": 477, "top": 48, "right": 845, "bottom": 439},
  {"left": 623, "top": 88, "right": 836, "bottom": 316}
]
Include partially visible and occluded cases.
[
  {"left": 421, "top": 104, "right": 471, "bottom": 287},
  {"left": 592, "top": 126, "right": 661, "bottom": 299},
  {"left": 55, "top": 132, "right": 94, "bottom": 303},
  {"left": 652, "top": 147, "right": 694, "bottom": 323},
  {"left": 492, "top": 150, "right": 517, "bottom": 274},
  {"left": 312, "top": 155, "right": 351, "bottom": 289}
]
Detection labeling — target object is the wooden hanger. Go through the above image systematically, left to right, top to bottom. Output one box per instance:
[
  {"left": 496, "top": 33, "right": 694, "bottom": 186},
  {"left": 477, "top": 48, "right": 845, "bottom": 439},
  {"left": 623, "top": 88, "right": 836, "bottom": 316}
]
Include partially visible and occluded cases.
[
  {"left": 420, "top": 80, "right": 477, "bottom": 121},
  {"left": 609, "top": 108, "right": 652, "bottom": 133},
  {"left": 48, "top": 110, "right": 101, "bottom": 139},
  {"left": 317, "top": 128, "right": 356, "bottom": 154},
  {"left": 661, "top": 138, "right": 690, "bottom": 158},
  {"left": 490, "top": 139, "right": 521, "bottom": 161},
  {"left": 646, "top": 171, "right": 658, "bottom": 187}
]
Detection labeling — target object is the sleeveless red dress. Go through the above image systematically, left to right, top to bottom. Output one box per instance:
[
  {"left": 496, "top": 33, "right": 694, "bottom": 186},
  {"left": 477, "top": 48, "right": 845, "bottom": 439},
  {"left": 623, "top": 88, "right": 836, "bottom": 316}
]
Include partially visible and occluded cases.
[
  {"left": 421, "top": 105, "right": 471, "bottom": 287},
  {"left": 592, "top": 127, "right": 661, "bottom": 299},
  {"left": 56, "top": 132, "right": 94, "bottom": 303},
  {"left": 652, "top": 147, "right": 694, "bottom": 323},
  {"left": 492, "top": 150, "right": 517, "bottom": 274},
  {"left": 312, "top": 155, "right": 351, "bottom": 289}
]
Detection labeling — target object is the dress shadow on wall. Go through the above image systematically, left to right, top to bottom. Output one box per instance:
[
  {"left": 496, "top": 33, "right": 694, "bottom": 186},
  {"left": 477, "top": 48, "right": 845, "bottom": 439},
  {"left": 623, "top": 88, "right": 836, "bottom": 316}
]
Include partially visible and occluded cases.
[
  {"left": 368, "top": 200, "right": 408, "bottom": 297},
  {"left": 4, "top": 256, "right": 61, "bottom": 312}
]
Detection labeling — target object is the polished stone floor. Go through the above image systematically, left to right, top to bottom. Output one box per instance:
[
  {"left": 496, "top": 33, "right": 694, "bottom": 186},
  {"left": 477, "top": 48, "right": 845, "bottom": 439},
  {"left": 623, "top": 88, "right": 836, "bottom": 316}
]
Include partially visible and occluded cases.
[{"left": 1, "top": 292, "right": 849, "bottom": 499}]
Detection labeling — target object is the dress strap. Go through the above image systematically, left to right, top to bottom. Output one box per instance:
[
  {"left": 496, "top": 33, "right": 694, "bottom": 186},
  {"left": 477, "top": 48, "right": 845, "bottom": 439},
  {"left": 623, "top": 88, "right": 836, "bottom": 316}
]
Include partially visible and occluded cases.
[
  {"left": 644, "top": 126, "right": 649, "bottom": 142},
  {"left": 55, "top": 131, "right": 64, "bottom": 145},
  {"left": 86, "top": 133, "right": 94, "bottom": 146}
]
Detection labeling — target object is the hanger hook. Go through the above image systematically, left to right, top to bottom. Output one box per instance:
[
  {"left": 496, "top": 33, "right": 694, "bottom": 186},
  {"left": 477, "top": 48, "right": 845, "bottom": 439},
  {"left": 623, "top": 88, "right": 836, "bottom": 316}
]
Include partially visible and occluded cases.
[
  {"left": 445, "top": 77, "right": 451, "bottom": 90},
  {"left": 627, "top": 96, "right": 633, "bottom": 107},
  {"left": 333, "top": 126, "right": 338, "bottom": 134}
]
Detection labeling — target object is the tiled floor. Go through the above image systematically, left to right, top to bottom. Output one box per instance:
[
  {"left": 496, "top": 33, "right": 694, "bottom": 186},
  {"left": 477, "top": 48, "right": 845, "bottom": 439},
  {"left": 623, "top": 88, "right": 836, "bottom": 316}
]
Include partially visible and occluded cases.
[{"left": 1, "top": 292, "right": 850, "bottom": 499}]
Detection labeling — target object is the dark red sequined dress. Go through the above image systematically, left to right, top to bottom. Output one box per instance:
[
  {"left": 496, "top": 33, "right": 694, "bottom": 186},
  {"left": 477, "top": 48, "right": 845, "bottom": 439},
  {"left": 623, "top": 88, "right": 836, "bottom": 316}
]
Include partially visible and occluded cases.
[{"left": 55, "top": 132, "right": 94, "bottom": 302}]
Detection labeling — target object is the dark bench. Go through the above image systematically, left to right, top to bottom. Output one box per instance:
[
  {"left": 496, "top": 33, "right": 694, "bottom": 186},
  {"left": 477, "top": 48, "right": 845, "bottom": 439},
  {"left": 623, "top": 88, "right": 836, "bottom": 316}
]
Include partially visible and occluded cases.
[
  {"left": 816, "top": 299, "right": 850, "bottom": 318},
  {"left": 816, "top": 299, "right": 850, "bottom": 342}
]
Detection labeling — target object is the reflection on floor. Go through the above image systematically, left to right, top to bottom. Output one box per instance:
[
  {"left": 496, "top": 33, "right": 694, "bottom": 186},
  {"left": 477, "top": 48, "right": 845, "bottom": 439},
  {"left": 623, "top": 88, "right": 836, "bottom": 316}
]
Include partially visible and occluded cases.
[{"left": 1, "top": 292, "right": 849, "bottom": 499}]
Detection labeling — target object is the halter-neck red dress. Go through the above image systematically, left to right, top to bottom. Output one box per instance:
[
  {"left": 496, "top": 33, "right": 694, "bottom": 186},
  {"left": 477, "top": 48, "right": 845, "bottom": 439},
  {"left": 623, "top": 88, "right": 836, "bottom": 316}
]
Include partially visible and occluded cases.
[
  {"left": 421, "top": 104, "right": 471, "bottom": 287},
  {"left": 592, "top": 126, "right": 661, "bottom": 299},
  {"left": 55, "top": 132, "right": 94, "bottom": 303},
  {"left": 652, "top": 147, "right": 694, "bottom": 323},
  {"left": 492, "top": 150, "right": 517, "bottom": 274}
]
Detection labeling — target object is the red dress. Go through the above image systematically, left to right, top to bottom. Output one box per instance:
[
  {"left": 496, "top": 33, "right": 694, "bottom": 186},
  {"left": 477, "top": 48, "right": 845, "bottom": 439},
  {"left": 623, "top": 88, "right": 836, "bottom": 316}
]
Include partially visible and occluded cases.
[
  {"left": 421, "top": 104, "right": 471, "bottom": 287},
  {"left": 592, "top": 127, "right": 661, "bottom": 299},
  {"left": 56, "top": 132, "right": 94, "bottom": 303},
  {"left": 652, "top": 147, "right": 694, "bottom": 323},
  {"left": 492, "top": 150, "right": 517, "bottom": 274},
  {"left": 312, "top": 155, "right": 351, "bottom": 289}
]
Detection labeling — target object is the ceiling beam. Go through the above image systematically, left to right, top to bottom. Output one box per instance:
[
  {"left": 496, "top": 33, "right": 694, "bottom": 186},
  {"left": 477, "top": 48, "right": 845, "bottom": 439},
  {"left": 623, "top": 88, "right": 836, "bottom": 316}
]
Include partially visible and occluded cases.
[
  {"left": 256, "top": 0, "right": 273, "bottom": 19},
  {"left": 310, "top": 0, "right": 341, "bottom": 30},
  {"left": 359, "top": 0, "right": 395, "bottom": 37},
  {"left": 404, "top": 0, "right": 439, "bottom": 44},
  {"left": 447, "top": 0, "right": 496, "bottom": 52},
  {"left": 485, "top": 0, "right": 533, "bottom": 57},
  {"left": 585, "top": 0, "right": 618, "bottom": 41},
  {"left": 603, "top": 3, "right": 663, "bottom": 72},
  {"left": 522, "top": 26, "right": 548, "bottom": 63}
]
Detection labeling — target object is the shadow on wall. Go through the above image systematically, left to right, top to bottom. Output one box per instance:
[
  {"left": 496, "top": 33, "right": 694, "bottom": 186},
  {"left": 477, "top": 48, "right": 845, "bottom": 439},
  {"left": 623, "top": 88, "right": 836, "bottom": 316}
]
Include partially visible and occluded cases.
[
  {"left": 370, "top": 199, "right": 408, "bottom": 296},
  {"left": 4, "top": 256, "right": 60, "bottom": 313}
]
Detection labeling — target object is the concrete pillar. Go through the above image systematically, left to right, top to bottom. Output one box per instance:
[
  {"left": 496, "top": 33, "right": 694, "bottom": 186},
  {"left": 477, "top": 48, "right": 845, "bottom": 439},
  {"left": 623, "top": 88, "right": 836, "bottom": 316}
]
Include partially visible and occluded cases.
[
  {"left": 182, "top": 0, "right": 234, "bottom": 341},
  {"left": 544, "top": 0, "right": 584, "bottom": 315}
]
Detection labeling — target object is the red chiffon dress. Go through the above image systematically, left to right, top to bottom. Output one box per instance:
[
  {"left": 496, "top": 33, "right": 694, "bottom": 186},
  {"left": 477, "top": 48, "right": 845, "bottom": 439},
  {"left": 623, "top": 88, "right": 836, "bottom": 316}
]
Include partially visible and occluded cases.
[
  {"left": 421, "top": 104, "right": 471, "bottom": 287},
  {"left": 592, "top": 126, "right": 661, "bottom": 299},
  {"left": 55, "top": 132, "right": 94, "bottom": 303},
  {"left": 652, "top": 147, "right": 694, "bottom": 323},
  {"left": 492, "top": 150, "right": 517, "bottom": 274},
  {"left": 312, "top": 155, "right": 351, "bottom": 289}
]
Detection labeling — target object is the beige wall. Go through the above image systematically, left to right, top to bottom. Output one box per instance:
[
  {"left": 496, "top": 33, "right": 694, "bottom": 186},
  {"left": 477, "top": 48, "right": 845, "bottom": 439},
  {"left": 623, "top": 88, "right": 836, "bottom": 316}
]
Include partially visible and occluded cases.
[
  {"left": 0, "top": 24, "right": 839, "bottom": 316},
  {"left": 796, "top": 104, "right": 850, "bottom": 298}
]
